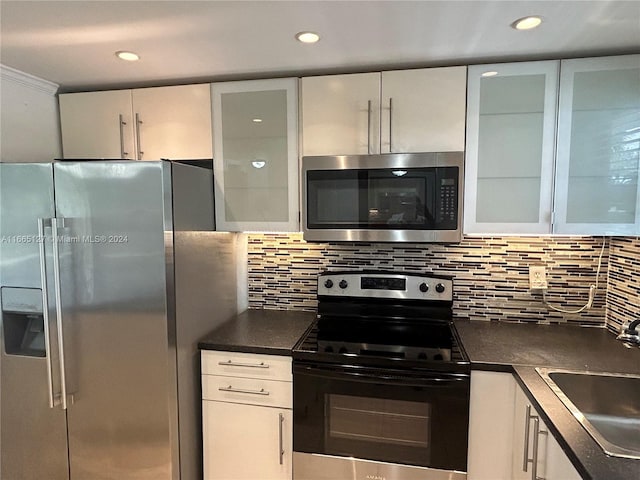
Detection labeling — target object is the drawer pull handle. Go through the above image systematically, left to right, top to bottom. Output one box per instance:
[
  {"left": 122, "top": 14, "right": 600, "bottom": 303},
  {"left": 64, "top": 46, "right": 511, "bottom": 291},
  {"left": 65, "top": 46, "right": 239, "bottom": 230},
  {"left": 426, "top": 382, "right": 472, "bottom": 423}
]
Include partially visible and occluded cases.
[
  {"left": 218, "top": 360, "right": 270, "bottom": 369},
  {"left": 218, "top": 386, "right": 270, "bottom": 396}
]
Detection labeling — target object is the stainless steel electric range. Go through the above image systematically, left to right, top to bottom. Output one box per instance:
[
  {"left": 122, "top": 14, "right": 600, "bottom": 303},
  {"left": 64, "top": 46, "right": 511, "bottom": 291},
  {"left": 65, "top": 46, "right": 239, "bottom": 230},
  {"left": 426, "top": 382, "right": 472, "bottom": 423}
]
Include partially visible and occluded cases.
[{"left": 293, "top": 271, "right": 470, "bottom": 480}]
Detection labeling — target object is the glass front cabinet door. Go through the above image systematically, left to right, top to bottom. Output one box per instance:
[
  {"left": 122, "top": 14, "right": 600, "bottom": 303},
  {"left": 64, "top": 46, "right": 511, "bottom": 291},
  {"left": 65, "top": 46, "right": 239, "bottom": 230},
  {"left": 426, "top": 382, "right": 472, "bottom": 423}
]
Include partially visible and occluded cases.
[
  {"left": 554, "top": 55, "right": 640, "bottom": 235},
  {"left": 464, "top": 61, "right": 559, "bottom": 234},
  {"left": 212, "top": 78, "right": 299, "bottom": 232}
]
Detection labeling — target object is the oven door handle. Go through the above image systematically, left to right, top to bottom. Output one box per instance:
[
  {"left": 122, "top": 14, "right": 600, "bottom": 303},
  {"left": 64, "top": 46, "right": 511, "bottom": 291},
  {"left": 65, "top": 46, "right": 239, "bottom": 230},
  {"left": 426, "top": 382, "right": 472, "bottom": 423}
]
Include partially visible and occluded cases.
[{"left": 294, "top": 364, "right": 468, "bottom": 387}]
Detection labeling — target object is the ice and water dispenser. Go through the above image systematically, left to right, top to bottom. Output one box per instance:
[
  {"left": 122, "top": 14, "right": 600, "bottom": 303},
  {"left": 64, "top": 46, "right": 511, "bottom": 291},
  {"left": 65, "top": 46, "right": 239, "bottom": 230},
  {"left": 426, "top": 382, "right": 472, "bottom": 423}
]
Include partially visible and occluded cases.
[{"left": 1, "top": 287, "right": 46, "bottom": 357}]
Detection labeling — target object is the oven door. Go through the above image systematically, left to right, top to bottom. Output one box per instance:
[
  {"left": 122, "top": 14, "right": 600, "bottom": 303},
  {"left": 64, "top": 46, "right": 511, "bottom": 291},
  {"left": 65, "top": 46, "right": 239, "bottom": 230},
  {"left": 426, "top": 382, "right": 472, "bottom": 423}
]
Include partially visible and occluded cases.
[{"left": 293, "top": 362, "right": 469, "bottom": 474}]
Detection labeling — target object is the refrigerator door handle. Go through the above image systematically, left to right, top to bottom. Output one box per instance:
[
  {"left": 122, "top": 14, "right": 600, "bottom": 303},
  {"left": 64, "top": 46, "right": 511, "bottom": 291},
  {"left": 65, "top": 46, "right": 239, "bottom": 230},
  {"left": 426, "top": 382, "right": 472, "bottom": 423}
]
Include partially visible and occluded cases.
[
  {"left": 51, "top": 217, "right": 70, "bottom": 410},
  {"left": 37, "top": 218, "right": 59, "bottom": 408}
]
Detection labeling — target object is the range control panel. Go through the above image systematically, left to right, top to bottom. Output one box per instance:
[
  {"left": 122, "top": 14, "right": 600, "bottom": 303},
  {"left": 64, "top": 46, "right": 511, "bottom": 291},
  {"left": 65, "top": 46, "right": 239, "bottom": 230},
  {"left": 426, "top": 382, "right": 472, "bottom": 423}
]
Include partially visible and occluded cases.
[{"left": 317, "top": 272, "right": 453, "bottom": 302}]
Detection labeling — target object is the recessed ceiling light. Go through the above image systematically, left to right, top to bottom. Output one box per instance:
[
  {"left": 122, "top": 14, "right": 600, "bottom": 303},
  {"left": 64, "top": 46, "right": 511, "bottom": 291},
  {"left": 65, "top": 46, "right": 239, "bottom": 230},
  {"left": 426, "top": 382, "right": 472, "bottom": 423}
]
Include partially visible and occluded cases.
[
  {"left": 511, "top": 16, "right": 543, "bottom": 30},
  {"left": 295, "top": 31, "right": 320, "bottom": 44},
  {"left": 115, "top": 51, "right": 140, "bottom": 61},
  {"left": 482, "top": 71, "right": 499, "bottom": 77},
  {"left": 252, "top": 118, "right": 263, "bottom": 123},
  {"left": 252, "top": 160, "right": 266, "bottom": 169}
]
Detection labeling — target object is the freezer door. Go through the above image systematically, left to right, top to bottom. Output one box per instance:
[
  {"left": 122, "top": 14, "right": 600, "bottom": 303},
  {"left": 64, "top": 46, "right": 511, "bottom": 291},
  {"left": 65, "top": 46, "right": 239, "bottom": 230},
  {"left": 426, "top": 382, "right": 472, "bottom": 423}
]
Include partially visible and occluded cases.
[
  {"left": 52, "top": 161, "right": 175, "bottom": 479},
  {"left": 0, "top": 163, "right": 70, "bottom": 480},
  {"left": 0, "top": 163, "right": 55, "bottom": 288}
]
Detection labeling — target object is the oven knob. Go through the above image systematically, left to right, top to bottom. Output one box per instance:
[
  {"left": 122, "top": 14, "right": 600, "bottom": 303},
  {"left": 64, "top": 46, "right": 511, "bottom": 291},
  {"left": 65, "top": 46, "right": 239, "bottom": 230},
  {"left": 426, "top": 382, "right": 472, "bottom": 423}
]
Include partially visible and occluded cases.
[
  {"left": 324, "top": 279, "right": 334, "bottom": 289},
  {"left": 339, "top": 280, "right": 348, "bottom": 289},
  {"left": 419, "top": 282, "right": 429, "bottom": 293},
  {"left": 435, "top": 283, "right": 446, "bottom": 293},
  {"left": 324, "top": 346, "right": 334, "bottom": 353},
  {"left": 338, "top": 347, "right": 348, "bottom": 354},
  {"left": 434, "top": 353, "right": 444, "bottom": 361}
]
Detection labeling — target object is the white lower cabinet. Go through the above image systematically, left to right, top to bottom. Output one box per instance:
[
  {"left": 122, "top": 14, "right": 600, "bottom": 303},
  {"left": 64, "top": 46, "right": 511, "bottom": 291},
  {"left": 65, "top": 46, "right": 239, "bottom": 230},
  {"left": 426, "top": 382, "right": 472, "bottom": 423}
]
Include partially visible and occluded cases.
[
  {"left": 201, "top": 350, "right": 292, "bottom": 480},
  {"left": 468, "top": 371, "right": 582, "bottom": 480},
  {"left": 202, "top": 401, "right": 292, "bottom": 480}
]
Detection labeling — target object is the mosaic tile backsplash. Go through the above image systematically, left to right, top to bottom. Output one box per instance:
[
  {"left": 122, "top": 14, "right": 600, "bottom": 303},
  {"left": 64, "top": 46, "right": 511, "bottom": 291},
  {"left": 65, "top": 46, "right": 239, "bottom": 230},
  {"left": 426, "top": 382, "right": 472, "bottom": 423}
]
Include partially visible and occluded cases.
[
  {"left": 247, "top": 233, "right": 611, "bottom": 326},
  {"left": 606, "top": 237, "right": 640, "bottom": 332}
]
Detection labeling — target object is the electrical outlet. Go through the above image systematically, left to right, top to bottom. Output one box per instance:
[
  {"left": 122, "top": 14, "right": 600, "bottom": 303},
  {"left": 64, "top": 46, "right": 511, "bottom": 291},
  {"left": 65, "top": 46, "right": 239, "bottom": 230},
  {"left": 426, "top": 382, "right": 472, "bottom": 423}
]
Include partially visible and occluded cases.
[{"left": 529, "top": 265, "right": 548, "bottom": 291}]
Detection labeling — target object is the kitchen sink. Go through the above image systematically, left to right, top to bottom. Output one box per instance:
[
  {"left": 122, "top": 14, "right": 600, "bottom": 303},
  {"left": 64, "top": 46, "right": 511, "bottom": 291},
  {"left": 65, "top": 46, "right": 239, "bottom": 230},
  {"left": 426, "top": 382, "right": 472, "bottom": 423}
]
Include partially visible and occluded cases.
[{"left": 536, "top": 368, "right": 640, "bottom": 459}]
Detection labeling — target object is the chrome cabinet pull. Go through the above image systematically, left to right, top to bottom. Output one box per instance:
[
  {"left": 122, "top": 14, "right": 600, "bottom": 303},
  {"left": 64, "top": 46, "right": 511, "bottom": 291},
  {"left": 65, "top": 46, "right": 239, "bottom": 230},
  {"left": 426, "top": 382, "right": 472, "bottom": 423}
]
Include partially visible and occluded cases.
[
  {"left": 389, "top": 97, "right": 394, "bottom": 153},
  {"left": 367, "top": 100, "right": 372, "bottom": 154},
  {"left": 135, "top": 113, "right": 144, "bottom": 160},
  {"left": 119, "top": 114, "right": 128, "bottom": 158},
  {"left": 51, "top": 217, "right": 69, "bottom": 410},
  {"left": 37, "top": 218, "right": 57, "bottom": 409},
  {"left": 218, "top": 360, "right": 270, "bottom": 369},
  {"left": 218, "top": 386, "right": 270, "bottom": 396},
  {"left": 523, "top": 404, "right": 547, "bottom": 480},
  {"left": 523, "top": 404, "right": 532, "bottom": 471},
  {"left": 278, "top": 412, "right": 285, "bottom": 465},
  {"left": 531, "top": 417, "right": 541, "bottom": 480}
]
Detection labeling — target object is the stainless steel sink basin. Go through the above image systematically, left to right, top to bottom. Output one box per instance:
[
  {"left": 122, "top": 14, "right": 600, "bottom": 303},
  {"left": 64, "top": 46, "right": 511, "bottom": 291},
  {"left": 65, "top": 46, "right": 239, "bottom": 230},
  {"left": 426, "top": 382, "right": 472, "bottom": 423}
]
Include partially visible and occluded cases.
[{"left": 536, "top": 368, "right": 640, "bottom": 459}]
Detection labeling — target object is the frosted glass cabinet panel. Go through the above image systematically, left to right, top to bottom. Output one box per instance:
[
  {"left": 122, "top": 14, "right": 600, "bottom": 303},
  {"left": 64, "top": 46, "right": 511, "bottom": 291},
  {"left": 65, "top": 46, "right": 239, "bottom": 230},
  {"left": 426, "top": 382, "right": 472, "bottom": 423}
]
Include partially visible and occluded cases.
[
  {"left": 554, "top": 55, "right": 640, "bottom": 235},
  {"left": 465, "top": 61, "right": 559, "bottom": 234},
  {"left": 212, "top": 78, "right": 299, "bottom": 232}
]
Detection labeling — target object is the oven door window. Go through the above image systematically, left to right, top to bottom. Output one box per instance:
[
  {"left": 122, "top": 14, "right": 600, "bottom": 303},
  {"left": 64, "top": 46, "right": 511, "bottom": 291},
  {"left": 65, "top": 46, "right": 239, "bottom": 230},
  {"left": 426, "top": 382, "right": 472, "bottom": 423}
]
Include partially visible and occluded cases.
[
  {"left": 306, "top": 168, "right": 436, "bottom": 229},
  {"left": 293, "top": 366, "right": 469, "bottom": 472},
  {"left": 327, "top": 394, "right": 431, "bottom": 448}
]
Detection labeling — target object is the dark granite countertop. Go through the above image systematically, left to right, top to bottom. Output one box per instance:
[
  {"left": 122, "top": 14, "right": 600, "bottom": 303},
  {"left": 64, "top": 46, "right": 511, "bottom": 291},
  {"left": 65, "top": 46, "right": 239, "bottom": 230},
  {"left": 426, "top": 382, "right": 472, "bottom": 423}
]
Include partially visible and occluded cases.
[
  {"left": 198, "top": 308, "right": 316, "bottom": 355},
  {"left": 454, "top": 319, "right": 640, "bottom": 480},
  {"left": 454, "top": 319, "right": 640, "bottom": 374}
]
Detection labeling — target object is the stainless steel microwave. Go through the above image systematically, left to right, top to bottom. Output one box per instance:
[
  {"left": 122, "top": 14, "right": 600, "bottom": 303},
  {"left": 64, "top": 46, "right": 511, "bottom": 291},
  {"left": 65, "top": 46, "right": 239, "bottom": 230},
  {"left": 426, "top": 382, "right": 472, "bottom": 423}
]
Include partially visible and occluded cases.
[{"left": 302, "top": 152, "right": 463, "bottom": 243}]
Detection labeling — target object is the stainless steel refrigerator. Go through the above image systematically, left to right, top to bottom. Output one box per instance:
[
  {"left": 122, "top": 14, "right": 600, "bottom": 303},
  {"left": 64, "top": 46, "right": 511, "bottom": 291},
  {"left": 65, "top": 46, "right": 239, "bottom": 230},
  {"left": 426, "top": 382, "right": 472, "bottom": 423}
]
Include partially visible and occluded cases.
[{"left": 0, "top": 160, "right": 241, "bottom": 480}]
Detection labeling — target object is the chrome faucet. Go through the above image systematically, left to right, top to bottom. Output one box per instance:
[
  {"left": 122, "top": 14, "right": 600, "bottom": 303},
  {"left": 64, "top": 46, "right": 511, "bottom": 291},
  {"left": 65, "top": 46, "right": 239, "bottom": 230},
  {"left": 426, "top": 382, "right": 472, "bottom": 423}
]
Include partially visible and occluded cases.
[{"left": 616, "top": 319, "right": 640, "bottom": 347}]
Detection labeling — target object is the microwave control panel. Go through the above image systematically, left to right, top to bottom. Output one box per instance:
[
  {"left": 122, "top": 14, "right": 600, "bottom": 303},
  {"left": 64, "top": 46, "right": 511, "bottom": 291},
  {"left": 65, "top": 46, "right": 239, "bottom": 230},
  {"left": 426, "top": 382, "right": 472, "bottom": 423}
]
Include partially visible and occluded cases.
[{"left": 434, "top": 168, "right": 459, "bottom": 229}]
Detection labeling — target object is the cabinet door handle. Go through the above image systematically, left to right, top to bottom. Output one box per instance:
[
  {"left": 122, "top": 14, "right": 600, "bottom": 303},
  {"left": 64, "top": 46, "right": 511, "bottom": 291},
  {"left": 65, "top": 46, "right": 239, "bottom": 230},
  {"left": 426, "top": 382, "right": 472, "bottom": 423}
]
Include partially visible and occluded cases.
[
  {"left": 389, "top": 97, "right": 394, "bottom": 153},
  {"left": 367, "top": 100, "right": 372, "bottom": 154},
  {"left": 135, "top": 113, "right": 144, "bottom": 160},
  {"left": 119, "top": 114, "right": 128, "bottom": 158},
  {"left": 218, "top": 360, "right": 270, "bottom": 369},
  {"left": 218, "top": 386, "right": 270, "bottom": 396},
  {"left": 523, "top": 404, "right": 532, "bottom": 471},
  {"left": 523, "top": 404, "right": 548, "bottom": 480},
  {"left": 278, "top": 412, "right": 285, "bottom": 465},
  {"left": 532, "top": 416, "right": 548, "bottom": 480}
]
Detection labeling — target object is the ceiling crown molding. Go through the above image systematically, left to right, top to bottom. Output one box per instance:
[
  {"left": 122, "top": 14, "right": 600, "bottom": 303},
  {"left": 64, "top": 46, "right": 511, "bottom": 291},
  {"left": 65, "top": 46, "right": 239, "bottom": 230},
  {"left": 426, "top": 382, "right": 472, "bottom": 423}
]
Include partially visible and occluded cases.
[{"left": 1, "top": 64, "right": 58, "bottom": 95}]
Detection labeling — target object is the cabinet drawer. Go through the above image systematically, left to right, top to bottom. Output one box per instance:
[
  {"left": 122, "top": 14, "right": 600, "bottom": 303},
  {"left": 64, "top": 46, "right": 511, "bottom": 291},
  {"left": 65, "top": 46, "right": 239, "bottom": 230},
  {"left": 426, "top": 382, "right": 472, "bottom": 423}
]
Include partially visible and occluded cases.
[
  {"left": 201, "top": 350, "right": 292, "bottom": 381},
  {"left": 202, "top": 375, "right": 292, "bottom": 408}
]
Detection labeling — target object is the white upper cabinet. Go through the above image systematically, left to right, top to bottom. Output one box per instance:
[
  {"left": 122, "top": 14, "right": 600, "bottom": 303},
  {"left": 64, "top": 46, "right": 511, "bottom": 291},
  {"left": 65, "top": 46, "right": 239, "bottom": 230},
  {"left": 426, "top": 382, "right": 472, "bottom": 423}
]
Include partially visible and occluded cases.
[
  {"left": 554, "top": 54, "right": 640, "bottom": 235},
  {"left": 465, "top": 61, "right": 559, "bottom": 235},
  {"left": 301, "top": 67, "right": 466, "bottom": 156},
  {"left": 380, "top": 67, "right": 466, "bottom": 153},
  {"left": 301, "top": 72, "right": 380, "bottom": 155},
  {"left": 211, "top": 78, "right": 299, "bottom": 232},
  {"left": 59, "top": 84, "right": 212, "bottom": 160},
  {"left": 129, "top": 84, "right": 212, "bottom": 160},
  {"left": 59, "top": 90, "right": 135, "bottom": 159}
]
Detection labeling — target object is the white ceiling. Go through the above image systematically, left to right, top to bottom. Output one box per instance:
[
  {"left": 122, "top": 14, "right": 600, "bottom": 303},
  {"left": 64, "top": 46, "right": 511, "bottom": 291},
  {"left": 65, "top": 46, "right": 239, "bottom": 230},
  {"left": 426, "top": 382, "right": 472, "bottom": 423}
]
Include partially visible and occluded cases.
[{"left": 1, "top": 0, "right": 639, "bottom": 92}]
